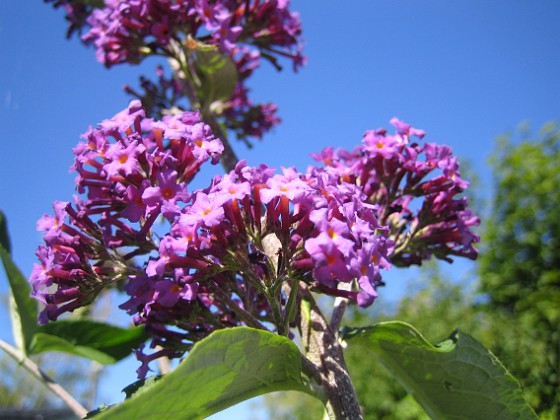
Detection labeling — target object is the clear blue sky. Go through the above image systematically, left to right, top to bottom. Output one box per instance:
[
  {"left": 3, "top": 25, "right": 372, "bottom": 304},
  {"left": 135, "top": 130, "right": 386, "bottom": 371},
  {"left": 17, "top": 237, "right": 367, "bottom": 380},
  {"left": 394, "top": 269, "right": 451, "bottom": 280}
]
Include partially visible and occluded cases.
[{"left": 1, "top": 0, "right": 560, "bottom": 417}]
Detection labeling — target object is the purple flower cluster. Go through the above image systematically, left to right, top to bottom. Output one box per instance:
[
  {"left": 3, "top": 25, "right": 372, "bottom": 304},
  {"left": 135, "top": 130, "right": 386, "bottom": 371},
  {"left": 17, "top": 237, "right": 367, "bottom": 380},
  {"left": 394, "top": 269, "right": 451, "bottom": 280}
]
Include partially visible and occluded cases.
[
  {"left": 47, "top": 0, "right": 305, "bottom": 146},
  {"left": 77, "top": 0, "right": 303, "bottom": 70},
  {"left": 222, "top": 84, "right": 282, "bottom": 142},
  {"left": 30, "top": 100, "right": 222, "bottom": 324},
  {"left": 30, "top": 104, "right": 478, "bottom": 377},
  {"left": 312, "top": 118, "right": 480, "bottom": 267},
  {"left": 116, "top": 160, "right": 391, "bottom": 375},
  {"left": 139, "top": 160, "right": 390, "bottom": 310}
]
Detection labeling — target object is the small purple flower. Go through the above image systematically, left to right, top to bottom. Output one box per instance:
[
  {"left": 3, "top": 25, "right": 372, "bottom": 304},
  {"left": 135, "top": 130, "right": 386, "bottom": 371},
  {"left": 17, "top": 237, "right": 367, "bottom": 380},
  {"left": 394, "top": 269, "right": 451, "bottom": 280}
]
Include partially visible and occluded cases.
[
  {"left": 195, "top": 0, "right": 227, "bottom": 31},
  {"left": 151, "top": 16, "right": 172, "bottom": 45},
  {"left": 214, "top": 16, "right": 242, "bottom": 53},
  {"left": 99, "top": 100, "right": 145, "bottom": 133},
  {"left": 151, "top": 114, "right": 191, "bottom": 140},
  {"left": 390, "top": 117, "right": 426, "bottom": 139},
  {"left": 188, "top": 123, "right": 224, "bottom": 164},
  {"left": 362, "top": 130, "right": 403, "bottom": 160},
  {"left": 103, "top": 140, "right": 146, "bottom": 177},
  {"left": 142, "top": 169, "right": 189, "bottom": 220},
  {"left": 259, "top": 170, "right": 310, "bottom": 204},
  {"left": 121, "top": 180, "right": 150, "bottom": 223},
  {"left": 181, "top": 192, "right": 225, "bottom": 227},
  {"left": 36, "top": 201, "right": 69, "bottom": 241},
  {"left": 305, "top": 235, "right": 354, "bottom": 284},
  {"left": 147, "top": 236, "right": 176, "bottom": 278},
  {"left": 154, "top": 280, "right": 198, "bottom": 307}
]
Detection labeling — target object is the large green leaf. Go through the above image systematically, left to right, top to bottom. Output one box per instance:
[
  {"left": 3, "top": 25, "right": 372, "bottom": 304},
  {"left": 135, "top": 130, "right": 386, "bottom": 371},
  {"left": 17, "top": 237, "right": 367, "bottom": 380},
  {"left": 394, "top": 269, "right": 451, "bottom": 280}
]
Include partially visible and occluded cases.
[
  {"left": 0, "top": 211, "right": 38, "bottom": 354},
  {"left": 29, "top": 320, "right": 148, "bottom": 365},
  {"left": 343, "top": 321, "right": 537, "bottom": 419},
  {"left": 96, "top": 327, "right": 312, "bottom": 419}
]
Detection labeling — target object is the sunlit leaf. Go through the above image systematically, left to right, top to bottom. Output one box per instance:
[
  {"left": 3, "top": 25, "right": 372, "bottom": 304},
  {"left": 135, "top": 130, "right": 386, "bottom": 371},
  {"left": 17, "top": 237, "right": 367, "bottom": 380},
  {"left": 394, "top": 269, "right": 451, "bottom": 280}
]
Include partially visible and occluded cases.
[
  {"left": 0, "top": 210, "right": 12, "bottom": 254},
  {"left": 0, "top": 211, "right": 38, "bottom": 354},
  {"left": 29, "top": 320, "right": 148, "bottom": 365},
  {"left": 96, "top": 327, "right": 312, "bottom": 419}
]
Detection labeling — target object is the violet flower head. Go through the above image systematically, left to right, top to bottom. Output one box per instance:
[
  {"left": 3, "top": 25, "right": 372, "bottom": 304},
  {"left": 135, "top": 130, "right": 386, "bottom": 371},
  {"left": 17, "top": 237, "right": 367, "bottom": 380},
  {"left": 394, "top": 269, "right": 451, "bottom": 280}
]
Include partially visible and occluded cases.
[
  {"left": 48, "top": 0, "right": 305, "bottom": 145},
  {"left": 66, "top": 0, "right": 305, "bottom": 72},
  {"left": 30, "top": 101, "right": 222, "bottom": 325},
  {"left": 30, "top": 104, "right": 479, "bottom": 380},
  {"left": 312, "top": 118, "right": 480, "bottom": 267},
  {"left": 112, "top": 159, "right": 392, "bottom": 377}
]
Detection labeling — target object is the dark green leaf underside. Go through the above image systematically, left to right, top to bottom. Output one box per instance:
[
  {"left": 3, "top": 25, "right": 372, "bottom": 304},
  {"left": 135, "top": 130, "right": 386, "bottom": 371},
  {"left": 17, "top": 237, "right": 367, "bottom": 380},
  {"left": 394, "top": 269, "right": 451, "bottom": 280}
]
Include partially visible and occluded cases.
[
  {"left": 29, "top": 320, "right": 147, "bottom": 365},
  {"left": 344, "top": 321, "right": 537, "bottom": 419}
]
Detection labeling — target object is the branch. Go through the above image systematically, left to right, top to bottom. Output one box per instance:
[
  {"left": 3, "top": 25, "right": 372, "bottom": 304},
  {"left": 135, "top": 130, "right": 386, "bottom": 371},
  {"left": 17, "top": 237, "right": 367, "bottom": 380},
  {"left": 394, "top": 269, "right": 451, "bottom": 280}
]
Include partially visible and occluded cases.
[
  {"left": 329, "top": 282, "right": 353, "bottom": 332},
  {"left": 297, "top": 286, "right": 362, "bottom": 419},
  {"left": 0, "top": 339, "right": 88, "bottom": 418},
  {"left": 155, "top": 345, "right": 171, "bottom": 375}
]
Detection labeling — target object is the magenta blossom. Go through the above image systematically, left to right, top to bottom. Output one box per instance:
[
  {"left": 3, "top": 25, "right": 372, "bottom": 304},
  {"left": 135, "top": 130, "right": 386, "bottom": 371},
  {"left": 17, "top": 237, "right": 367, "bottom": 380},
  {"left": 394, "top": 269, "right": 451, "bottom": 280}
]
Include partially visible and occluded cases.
[
  {"left": 48, "top": 0, "right": 304, "bottom": 145},
  {"left": 30, "top": 101, "right": 222, "bottom": 326},
  {"left": 31, "top": 112, "right": 478, "bottom": 378},
  {"left": 312, "top": 118, "right": 480, "bottom": 266}
]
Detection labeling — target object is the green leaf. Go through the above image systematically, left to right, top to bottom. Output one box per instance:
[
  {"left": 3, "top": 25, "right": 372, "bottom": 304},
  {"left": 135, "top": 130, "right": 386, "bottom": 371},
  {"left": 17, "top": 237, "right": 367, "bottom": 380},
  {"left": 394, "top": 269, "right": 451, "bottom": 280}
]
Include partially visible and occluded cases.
[
  {"left": 193, "top": 50, "right": 238, "bottom": 107},
  {"left": 0, "top": 210, "right": 12, "bottom": 254},
  {"left": 0, "top": 212, "right": 38, "bottom": 354},
  {"left": 29, "top": 320, "right": 148, "bottom": 365},
  {"left": 343, "top": 321, "right": 537, "bottom": 419},
  {"left": 96, "top": 327, "right": 312, "bottom": 419},
  {"left": 122, "top": 376, "right": 162, "bottom": 399},
  {"left": 85, "top": 404, "right": 112, "bottom": 419}
]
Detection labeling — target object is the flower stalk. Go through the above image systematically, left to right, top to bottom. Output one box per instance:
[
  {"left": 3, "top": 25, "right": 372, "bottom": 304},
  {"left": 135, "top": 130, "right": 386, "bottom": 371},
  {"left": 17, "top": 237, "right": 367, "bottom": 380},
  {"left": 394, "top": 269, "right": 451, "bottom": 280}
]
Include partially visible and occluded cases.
[{"left": 297, "top": 287, "right": 363, "bottom": 419}]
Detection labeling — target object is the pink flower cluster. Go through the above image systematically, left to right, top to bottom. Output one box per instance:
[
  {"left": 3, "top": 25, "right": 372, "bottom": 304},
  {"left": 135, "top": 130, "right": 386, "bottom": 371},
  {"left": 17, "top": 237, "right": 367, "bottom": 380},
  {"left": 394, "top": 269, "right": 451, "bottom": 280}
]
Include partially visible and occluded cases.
[
  {"left": 47, "top": 0, "right": 305, "bottom": 144},
  {"left": 78, "top": 0, "right": 304, "bottom": 70},
  {"left": 30, "top": 100, "right": 222, "bottom": 323},
  {"left": 30, "top": 103, "right": 479, "bottom": 377},
  {"left": 312, "top": 118, "right": 480, "bottom": 267},
  {"left": 118, "top": 160, "right": 393, "bottom": 375}
]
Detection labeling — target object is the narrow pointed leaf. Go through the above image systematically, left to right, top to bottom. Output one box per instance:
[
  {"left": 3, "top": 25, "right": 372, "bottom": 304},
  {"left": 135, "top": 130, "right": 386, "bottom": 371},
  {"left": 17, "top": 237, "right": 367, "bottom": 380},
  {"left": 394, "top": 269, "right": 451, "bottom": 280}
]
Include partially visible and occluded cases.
[
  {"left": 0, "top": 210, "right": 12, "bottom": 253},
  {"left": 0, "top": 213, "right": 38, "bottom": 353},
  {"left": 29, "top": 320, "right": 148, "bottom": 365},
  {"left": 343, "top": 321, "right": 537, "bottom": 419},
  {"left": 96, "top": 327, "right": 312, "bottom": 419}
]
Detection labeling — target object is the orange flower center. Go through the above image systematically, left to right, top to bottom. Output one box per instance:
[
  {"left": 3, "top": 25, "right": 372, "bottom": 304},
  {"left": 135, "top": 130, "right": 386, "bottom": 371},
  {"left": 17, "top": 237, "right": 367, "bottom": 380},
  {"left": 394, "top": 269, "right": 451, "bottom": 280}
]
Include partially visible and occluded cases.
[{"left": 162, "top": 188, "right": 174, "bottom": 200}]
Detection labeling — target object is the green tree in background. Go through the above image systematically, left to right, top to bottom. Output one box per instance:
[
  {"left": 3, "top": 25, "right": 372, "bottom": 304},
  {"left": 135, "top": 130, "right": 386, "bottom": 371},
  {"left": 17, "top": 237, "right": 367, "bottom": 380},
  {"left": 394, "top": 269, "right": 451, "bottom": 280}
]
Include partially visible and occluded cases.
[{"left": 478, "top": 123, "right": 560, "bottom": 417}]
